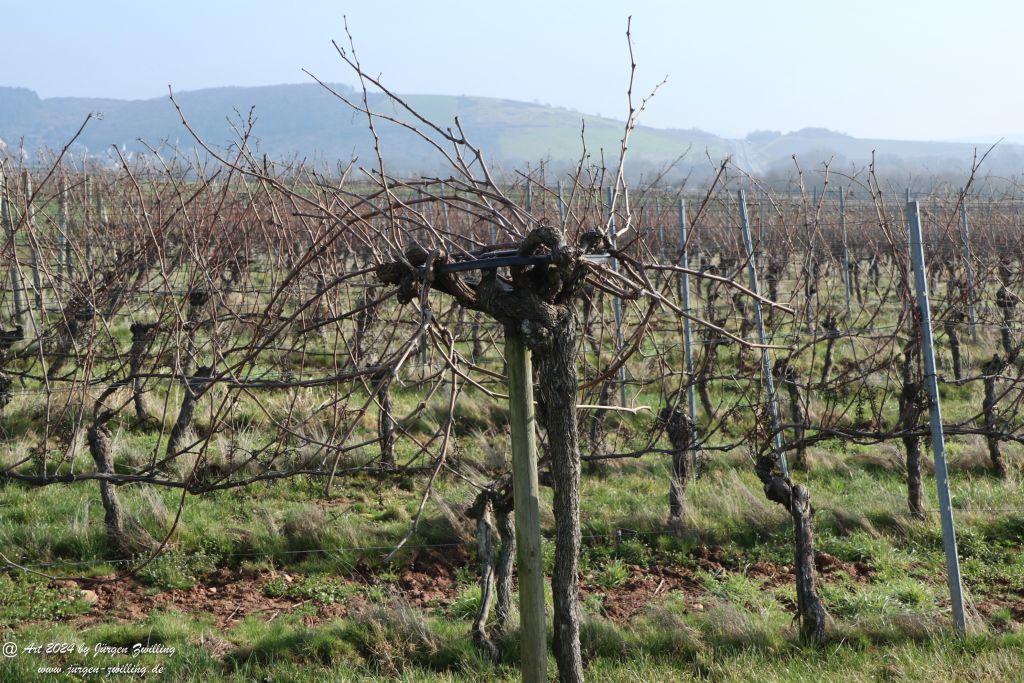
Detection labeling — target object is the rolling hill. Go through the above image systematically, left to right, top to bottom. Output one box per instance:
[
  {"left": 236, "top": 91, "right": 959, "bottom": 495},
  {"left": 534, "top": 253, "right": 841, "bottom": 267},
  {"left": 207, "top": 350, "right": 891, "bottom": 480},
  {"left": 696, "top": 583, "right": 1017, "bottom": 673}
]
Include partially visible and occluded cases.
[{"left": 1, "top": 83, "right": 1020, "bottom": 180}]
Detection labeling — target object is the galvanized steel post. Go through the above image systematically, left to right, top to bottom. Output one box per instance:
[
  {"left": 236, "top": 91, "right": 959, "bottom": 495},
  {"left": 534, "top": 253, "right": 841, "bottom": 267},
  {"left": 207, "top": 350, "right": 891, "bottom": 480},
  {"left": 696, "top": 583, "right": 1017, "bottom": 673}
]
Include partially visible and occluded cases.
[
  {"left": 606, "top": 186, "right": 628, "bottom": 407},
  {"left": 840, "top": 187, "right": 852, "bottom": 317},
  {"left": 959, "top": 189, "right": 978, "bottom": 342},
  {"left": 738, "top": 190, "right": 788, "bottom": 476},
  {"left": 678, "top": 199, "right": 699, "bottom": 466},
  {"left": 906, "top": 200, "right": 967, "bottom": 635}
]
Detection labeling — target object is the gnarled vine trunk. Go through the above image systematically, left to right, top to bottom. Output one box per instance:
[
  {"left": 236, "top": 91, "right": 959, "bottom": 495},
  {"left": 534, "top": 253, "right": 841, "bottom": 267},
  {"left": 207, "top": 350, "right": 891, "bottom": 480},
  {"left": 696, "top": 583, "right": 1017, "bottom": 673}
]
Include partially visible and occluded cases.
[
  {"left": 378, "top": 225, "right": 588, "bottom": 682},
  {"left": 996, "top": 286, "right": 1015, "bottom": 358},
  {"left": 532, "top": 312, "right": 584, "bottom": 683},
  {"left": 820, "top": 315, "right": 839, "bottom": 385},
  {"left": 696, "top": 316, "right": 727, "bottom": 425},
  {"left": 945, "top": 317, "right": 963, "bottom": 381},
  {"left": 129, "top": 322, "right": 158, "bottom": 424},
  {"left": 0, "top": 325, "right": 23, "bottom": 416},
  {"left": 898, "top": 339, "right": 925, "bottom": 519},
  {"left": 982, "top": 354, "right": 1007, "bottom": 478},
  {"left": 774, "top": 359, "right": 808, "bottom": 470},
  {"left": 168, "top": 366, "right": 211, "bottom": 456},
  {"left": 372, "top": 370, "right": 396, "bottom": 469},
  {"left": 661, "top": 404, "right": 695, "bottom": 526},
  {"left": 86, "top": 410, "right": 136, "bottom": 555},
  {"left": 87, "top": 424, "right": 122, "bottom": 528},
  {"left": 755, "top": 451, "right": 827, "bottom": 644},
  {"left": 467, "top": 491, "right": 499, "bottom": 659},
  {"left": 494, "top": 504, "right": 516, "bottom": 630}
]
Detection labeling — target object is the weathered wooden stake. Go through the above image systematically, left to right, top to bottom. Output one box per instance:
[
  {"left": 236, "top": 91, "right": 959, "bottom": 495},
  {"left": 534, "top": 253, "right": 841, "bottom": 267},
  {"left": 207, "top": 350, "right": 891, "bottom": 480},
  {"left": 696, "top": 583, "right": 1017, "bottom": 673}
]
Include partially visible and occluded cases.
[{"left": 506, "top": 333, "right": 546, "bottom": 683}]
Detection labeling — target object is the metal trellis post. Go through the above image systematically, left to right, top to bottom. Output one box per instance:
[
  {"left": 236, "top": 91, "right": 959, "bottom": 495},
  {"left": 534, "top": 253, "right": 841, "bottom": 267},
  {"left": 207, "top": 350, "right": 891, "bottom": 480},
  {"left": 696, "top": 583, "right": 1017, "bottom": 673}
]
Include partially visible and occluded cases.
[
  {"left": 22, "top": 171, "right": 44, "bottom": 319},
  {"left": 1, "top": 173, "right": 28, "bottom": 333},
  {"left": 57, "top": 174, "right": 68, "bottom": 281},
  {"left": 557, "top": 180, "right": 566, "bottom": 228},
  {"left": 605, "top": 186, "right": 628, "bottom": 407},
  {"left": 840, "top": 187, "right": 852, "bottom": 317},
  {"left": 959, "top": 189, "right": 978, "bottom": 342},
  {"left": 738, "top": 190, "right": 788, "bottom": 476},
  {"left": 758, "top": 190, "right": 767, "bottom": 266},
  {"left": 656, "top": 196, "right": 665, "bottom": 261},
  {"left": 678, "top": 199, "right": 698, "bottom": 466},
  {"left": 907, "top": 200, "right": 967, "bottom": 635}
]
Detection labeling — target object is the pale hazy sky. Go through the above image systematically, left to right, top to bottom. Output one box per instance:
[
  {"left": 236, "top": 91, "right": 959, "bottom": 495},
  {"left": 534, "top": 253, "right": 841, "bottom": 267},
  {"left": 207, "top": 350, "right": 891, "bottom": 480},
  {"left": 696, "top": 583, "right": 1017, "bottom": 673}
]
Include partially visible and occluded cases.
[{"left": 3, "top": 1, "right": 1021, "bottom": 142}]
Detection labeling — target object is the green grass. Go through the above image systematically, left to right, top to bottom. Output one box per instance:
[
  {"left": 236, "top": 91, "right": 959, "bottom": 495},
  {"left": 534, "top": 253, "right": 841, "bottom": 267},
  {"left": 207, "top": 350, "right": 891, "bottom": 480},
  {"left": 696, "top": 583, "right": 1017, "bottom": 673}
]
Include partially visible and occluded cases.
[
  {"left": 3, "top": 269, "right": 1024, "bottom": 680},
  {"left": 3, "top": 441, "right": 1023, "bottom": 680}
]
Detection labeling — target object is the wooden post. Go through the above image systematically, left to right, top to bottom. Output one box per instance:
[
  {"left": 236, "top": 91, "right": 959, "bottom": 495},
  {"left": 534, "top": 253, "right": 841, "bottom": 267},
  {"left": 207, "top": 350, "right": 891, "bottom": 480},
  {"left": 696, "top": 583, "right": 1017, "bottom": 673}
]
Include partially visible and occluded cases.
[{"left": 506, "top": 333, "right": 547, "bottom": 682}]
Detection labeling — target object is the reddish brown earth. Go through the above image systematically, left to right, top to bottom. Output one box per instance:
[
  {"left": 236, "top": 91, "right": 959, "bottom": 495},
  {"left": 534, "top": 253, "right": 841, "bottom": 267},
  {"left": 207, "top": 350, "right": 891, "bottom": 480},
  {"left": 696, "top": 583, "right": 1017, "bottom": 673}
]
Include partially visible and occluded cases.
[
  {"left": 55, "top": 544, "right": 882, "bottom": 633},
  {"left": 59, "top": 545, "right": 469, "bottom": 631},
  {"left": 396, "top": 546, "right": 467, "bottom": 607},
  {"left": 581, "top": 547, "right": 876, "bottom": 622},
  {"left": 582, "top": 563, "right": 704, "bottom": 621},
  {"left": 73, "top": 567, "right": 313, "bottom": 629}
]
